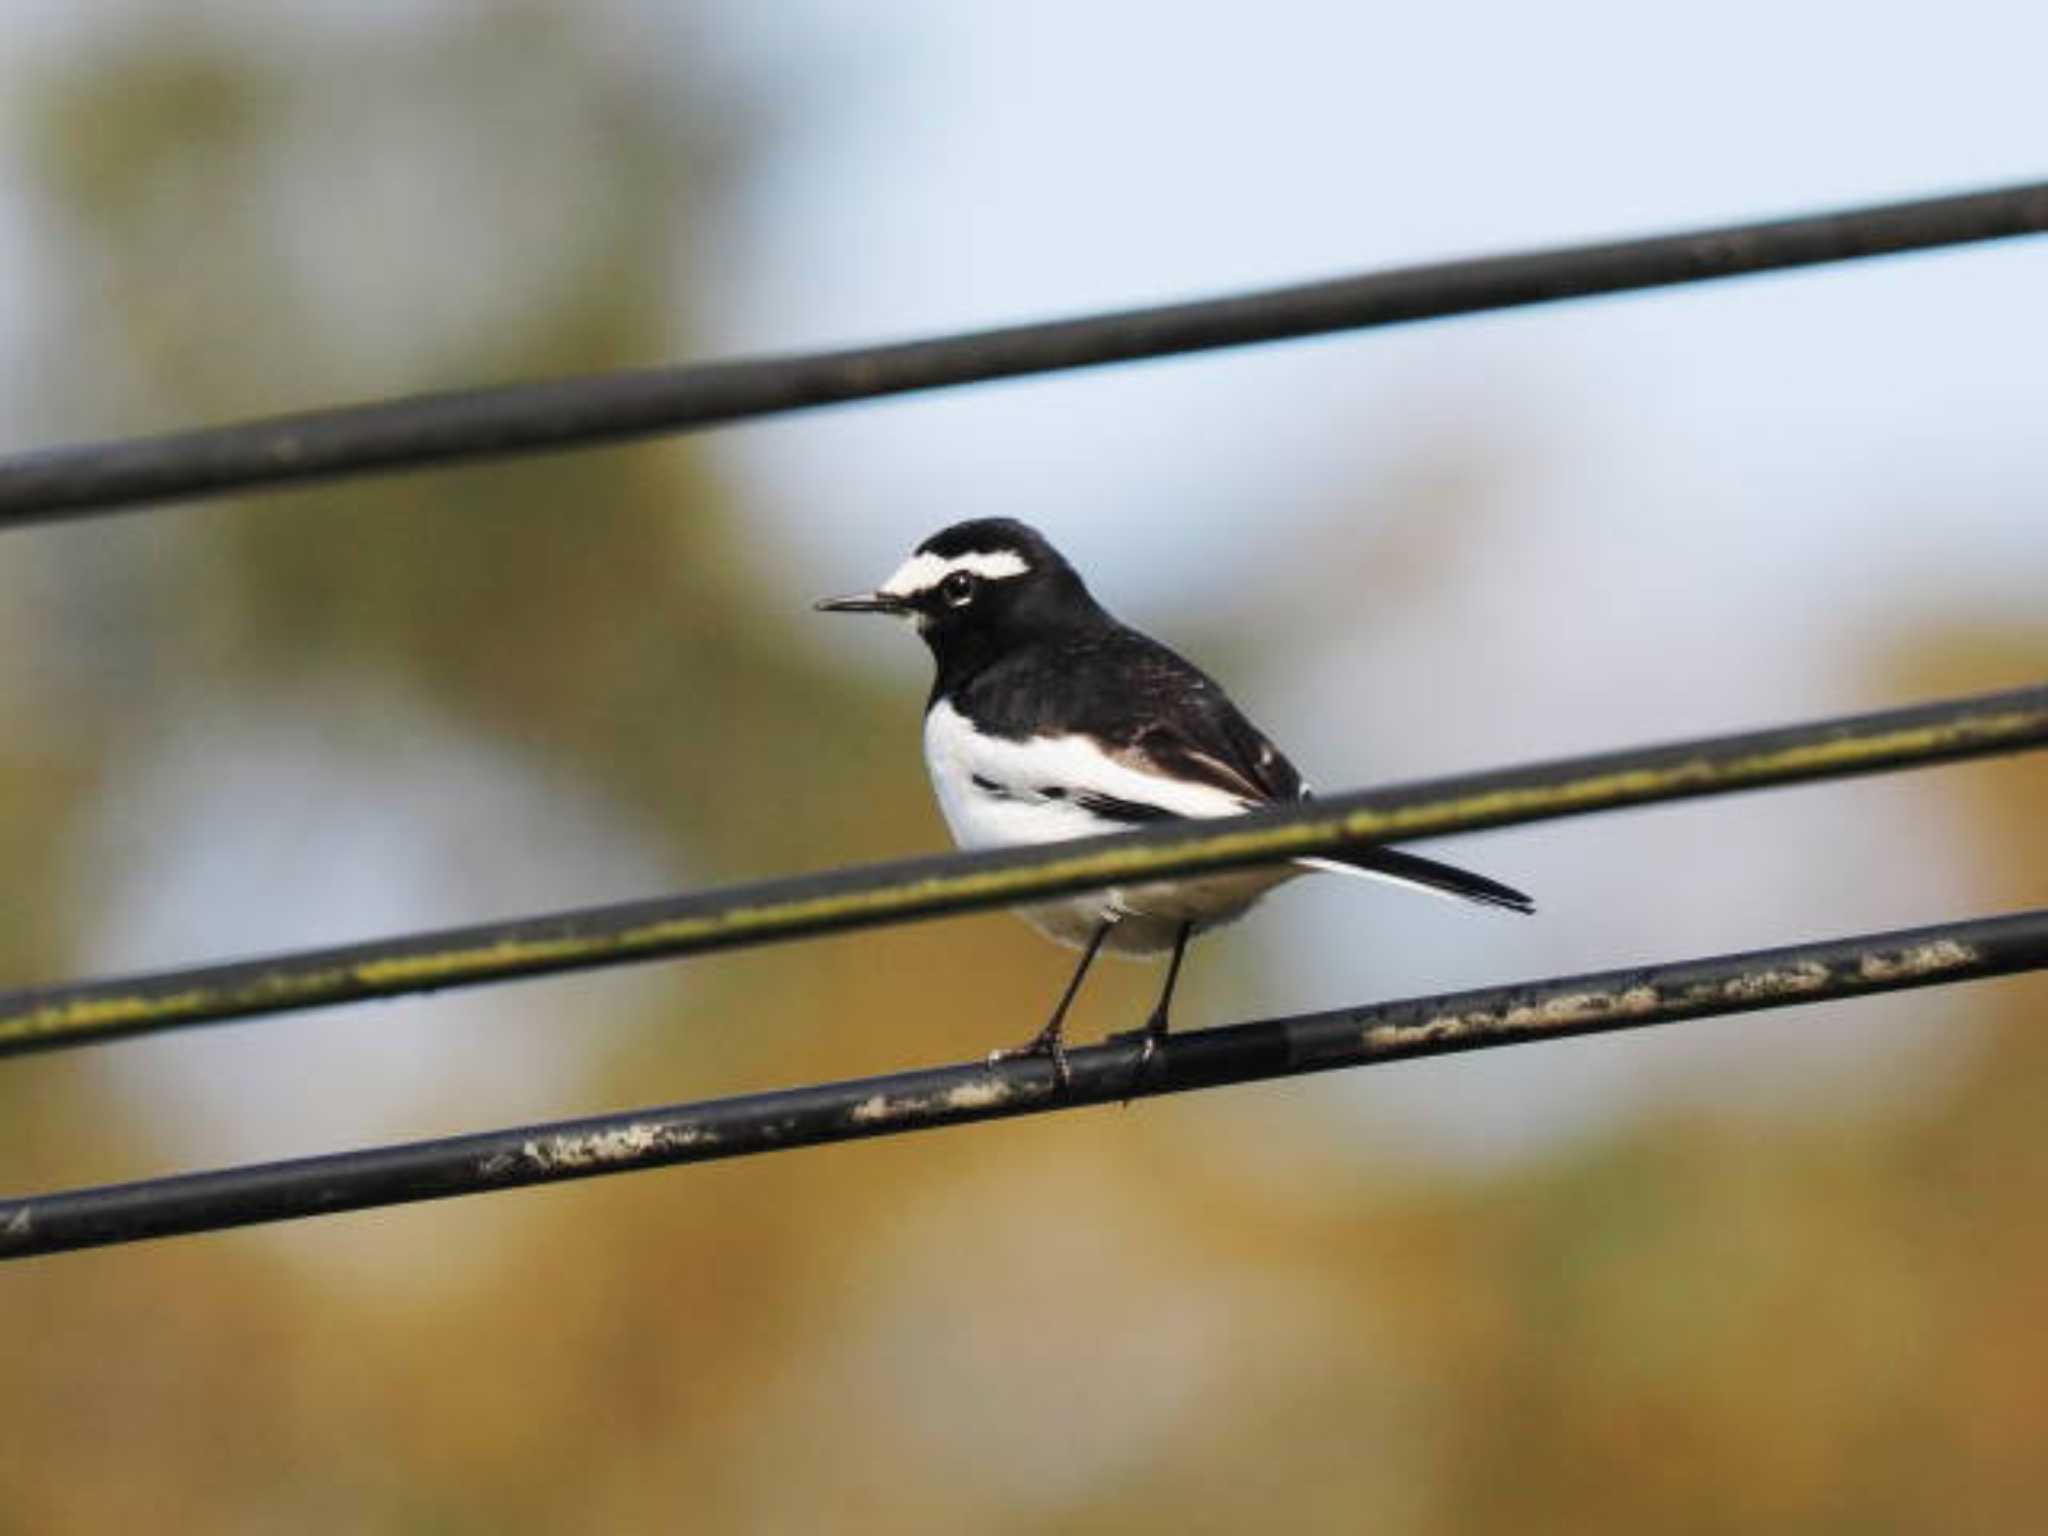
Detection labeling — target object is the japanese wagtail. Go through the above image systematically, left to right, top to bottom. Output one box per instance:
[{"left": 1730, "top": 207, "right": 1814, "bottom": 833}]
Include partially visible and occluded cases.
[{"left": 818, "top": 518, "right": 1532, "bottom": 1082}]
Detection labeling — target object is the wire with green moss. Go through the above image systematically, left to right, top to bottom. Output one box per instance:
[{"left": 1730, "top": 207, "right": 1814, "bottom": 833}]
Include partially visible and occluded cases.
[{"left": 2, "top": 681, "right": 2042, "bottom": 1061}]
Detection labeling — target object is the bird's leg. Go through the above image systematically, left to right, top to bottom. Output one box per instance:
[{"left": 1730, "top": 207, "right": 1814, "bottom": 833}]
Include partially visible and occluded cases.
[
  {"left": 989, "top": 917, "right": 1115, "bottom": 1089},
  {"left": 1129, "top": 922, "right": 1193, "bottom": 1090},
  {"left": 1143, "top": 922, "right": 1194, "bottom": 1040}
]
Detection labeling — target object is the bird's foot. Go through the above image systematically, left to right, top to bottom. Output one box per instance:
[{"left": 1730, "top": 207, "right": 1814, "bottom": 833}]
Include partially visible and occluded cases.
[
  {"left": 1106, "top": 1010, "right": 1171, "bottom": 1105},
  {"left": 987, "top": 1026, "right": 1072, "bottom": 1090}
]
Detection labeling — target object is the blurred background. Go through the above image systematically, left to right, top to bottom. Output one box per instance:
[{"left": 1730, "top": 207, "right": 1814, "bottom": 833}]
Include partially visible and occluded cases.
[{"left": 1, "top": 2, "right": 2044, "bottom": 1529}]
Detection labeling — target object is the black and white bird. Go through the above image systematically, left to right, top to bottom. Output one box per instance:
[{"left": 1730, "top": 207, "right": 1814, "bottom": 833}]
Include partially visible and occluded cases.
[{"left": 817, "top": 518, "right": 1532, "bottom": 1082}]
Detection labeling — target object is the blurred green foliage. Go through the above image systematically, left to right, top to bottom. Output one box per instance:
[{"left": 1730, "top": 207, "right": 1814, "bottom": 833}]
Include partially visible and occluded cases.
[{"left": 0, "top": 12, "right": 2042, "bottom": 1533}]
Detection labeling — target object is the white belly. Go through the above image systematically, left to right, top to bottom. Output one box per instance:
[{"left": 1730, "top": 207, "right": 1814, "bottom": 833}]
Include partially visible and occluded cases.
[
  {"left": 922, "top": 699, "right": 1301, "bottom": 954},
  {"left": 1009, "top": 867, "right": 1300, "bottom": 953}
]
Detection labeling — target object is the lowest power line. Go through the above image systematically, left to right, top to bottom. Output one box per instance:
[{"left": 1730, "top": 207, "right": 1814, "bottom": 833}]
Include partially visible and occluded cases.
[{"left": 4, "top": 907, "right": 2043, "bottom": 1261}]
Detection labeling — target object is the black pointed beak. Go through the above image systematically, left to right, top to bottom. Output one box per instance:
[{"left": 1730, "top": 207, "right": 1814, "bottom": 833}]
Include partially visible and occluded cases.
[{"left": 814, "top": 592, "right": 908, "bottom": 615}]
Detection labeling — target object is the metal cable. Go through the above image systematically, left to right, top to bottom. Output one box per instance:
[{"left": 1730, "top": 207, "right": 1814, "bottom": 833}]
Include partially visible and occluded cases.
[
  {"left": 3, "top": 181, "right": 2044, "bottom": 525},
  {"left": 3, "top": 681, "right": 2042, "bottom": 1060},
  {"left": 5, "top": 907, "right": 2041, "bottom": 1261}
]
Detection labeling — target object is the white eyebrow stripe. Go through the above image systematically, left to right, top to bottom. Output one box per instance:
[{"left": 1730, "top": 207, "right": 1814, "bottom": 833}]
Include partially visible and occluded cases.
[{"left": 879, "top": 549, "right": 1029, "bottom": 597}]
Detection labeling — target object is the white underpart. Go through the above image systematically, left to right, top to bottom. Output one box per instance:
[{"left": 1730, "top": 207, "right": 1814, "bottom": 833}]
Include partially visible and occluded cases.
[
  {"left": 879, "top": 549, "right": 1031, "bottom": 598},
  {"left": 922, "top": 699, "right": 1300, "bottom": 954},
  {"left": 924, "top": 699, "right": 1250, "bottom": 839}
]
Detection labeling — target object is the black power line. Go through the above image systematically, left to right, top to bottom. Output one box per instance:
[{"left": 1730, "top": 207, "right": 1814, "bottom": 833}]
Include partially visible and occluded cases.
[
  {"left": 3, "top": 181, "right": 2045, "bottom": 526},
  {"left": 4, "top": 683, "right": 2043, "bottom": 1060},
  {"left": 5, "top": 907, "right": 2042, "bottom": 1262}
]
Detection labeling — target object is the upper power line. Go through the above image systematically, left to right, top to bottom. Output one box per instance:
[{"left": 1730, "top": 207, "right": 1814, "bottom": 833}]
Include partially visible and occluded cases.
[{"left": 1, "top": 181, "right": 2044, "bottom": 526}]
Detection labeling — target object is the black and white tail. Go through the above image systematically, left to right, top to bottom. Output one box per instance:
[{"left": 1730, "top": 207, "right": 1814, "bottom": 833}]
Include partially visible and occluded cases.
[{"left": 1298, "top": 846, "right": 1535, "bottom": 914}]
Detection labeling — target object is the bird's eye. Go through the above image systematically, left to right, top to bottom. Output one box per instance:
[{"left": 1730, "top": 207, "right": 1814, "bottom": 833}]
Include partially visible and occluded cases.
[{"left": 939, "top": 571, "right": 977, "bottom": 607}]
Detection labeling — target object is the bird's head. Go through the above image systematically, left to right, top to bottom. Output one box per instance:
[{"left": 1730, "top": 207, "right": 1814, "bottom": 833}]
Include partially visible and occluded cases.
[{"left": 816, "top": 519, "right": 1097, "bottom": 667}]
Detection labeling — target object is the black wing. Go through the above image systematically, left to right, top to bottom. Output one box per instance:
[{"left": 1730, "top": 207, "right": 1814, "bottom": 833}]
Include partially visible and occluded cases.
[
  {"left": 958, "top": 622, "right": 1307, "bottom": 805},
  {"left": 960, "top": 626, "right": 1533, "bottom": 912},
  {"left": 1080, "top": 626, "right": 1306, "bottom": 805},
  {"left": 1087, "top": 636, "right": 1532, "bottom": 915},
  {"left": 1126, "top": 691, "right": 1304, "bottom": 806}
]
